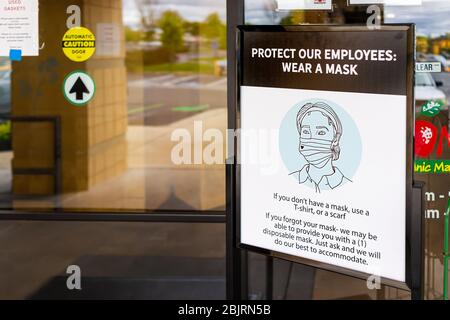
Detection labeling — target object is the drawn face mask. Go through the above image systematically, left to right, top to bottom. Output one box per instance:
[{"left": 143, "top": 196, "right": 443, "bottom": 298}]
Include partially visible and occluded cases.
[{"left": 300, "top": 138, "right": 334, "bottom": 168}]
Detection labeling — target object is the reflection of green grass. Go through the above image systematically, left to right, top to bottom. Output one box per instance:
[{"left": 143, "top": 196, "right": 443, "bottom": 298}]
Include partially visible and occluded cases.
[
  {"left": 198, "top": 56, "right": 223, "bottom": 62},
  {"left": 144, "top": 61, "right": 215, "bottom": 74},
  {"left": 128, "top": 104, "right": 164, "bottom": 115},
  {"left": 172, "top": 104, "right": 210, "bottom": 112},
  {"left": 0, "top": 121, "right": 11, "bottom": 141}
]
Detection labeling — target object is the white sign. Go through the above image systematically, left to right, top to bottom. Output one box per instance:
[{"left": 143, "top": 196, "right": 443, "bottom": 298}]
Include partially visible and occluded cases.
[
  {"left": 0, "top": 0, "right": 39, "bottom": 56},
  {"left": 277, "top": 0, "right": 332, "bottom": 10},
  {"left": 349, "top": 0, "right": 422, "bottom": 5},
  {"left": 96, "top": 23, "right": 121, "bottom": 57},
  {"left": 239, "top": 27, "right": 412, "bottom": 283},
  {"left": 415, "top": 62, "right": 442, "bottom": 73},
  {"left": 63, "top": 71, "right": 96, "bottom": 106},
  {"left": 241, "top": 87, "right": 407, "bottom": 282}
]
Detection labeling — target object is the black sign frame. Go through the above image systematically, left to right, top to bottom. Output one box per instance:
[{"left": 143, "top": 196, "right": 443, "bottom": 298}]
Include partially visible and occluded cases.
[{"left": 233, "top": 25, "right": 416, "bottom": 291}]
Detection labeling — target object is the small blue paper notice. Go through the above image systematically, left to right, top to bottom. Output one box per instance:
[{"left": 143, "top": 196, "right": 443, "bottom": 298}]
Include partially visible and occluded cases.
[{"left": 9, "top": 49, "right": 22, "bottom": 61}]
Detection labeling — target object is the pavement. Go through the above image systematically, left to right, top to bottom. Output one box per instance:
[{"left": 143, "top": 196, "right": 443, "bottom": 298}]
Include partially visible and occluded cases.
[{"left": 127, "top": 73, "right": 227, "bottom": 126}]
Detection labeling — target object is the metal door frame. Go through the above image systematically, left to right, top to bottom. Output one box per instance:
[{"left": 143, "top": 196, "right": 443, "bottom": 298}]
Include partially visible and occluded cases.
[{"left": 0, "top": 0, "right": 246, "bottom": 301}]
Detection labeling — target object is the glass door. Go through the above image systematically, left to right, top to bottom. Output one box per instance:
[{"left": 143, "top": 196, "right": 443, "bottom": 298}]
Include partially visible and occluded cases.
[{"left": 0, "top": 0, "right": 228, "bottom": 300}]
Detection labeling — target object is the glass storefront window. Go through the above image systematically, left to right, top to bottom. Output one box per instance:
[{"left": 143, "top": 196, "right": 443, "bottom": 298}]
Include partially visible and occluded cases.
[
  {"left": 0, "top": 0, "right": 227, "bottom": 212},
  {"left": 244, "top": 0, "right": 450, "bottom": 300}
]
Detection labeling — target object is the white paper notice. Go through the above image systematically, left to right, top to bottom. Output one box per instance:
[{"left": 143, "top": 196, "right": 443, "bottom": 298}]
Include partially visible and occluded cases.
[
  {"left": 0, "top": 0, "right": 39, "bottom": 56},
  {"left": 277, "top": 0, "right": 332, "bottom": 10},
  {"left": 349, "top": 0, "right": 422, "bottom": 5},
  {"left": 96, "top": 23, "right": 121, "bottom": 57}
]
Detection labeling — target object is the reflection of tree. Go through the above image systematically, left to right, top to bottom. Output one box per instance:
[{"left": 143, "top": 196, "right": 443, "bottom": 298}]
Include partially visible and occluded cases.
[
  {"left": 135, "top": 0, "right": 156, "bottom": 40},
  {"left": 135, "top": 0, "right": 155, "bottom": 29},
  {"left": 158, "top": 10, "right": 185, "bottom": 62},
  {"left": 201, "top": 13, "right": 226, "bottom": 51},
  {"left": 202, "top": 13, "right": 223, "bottom": 39},
  {"left": 184, "top": 21, "right": 200, "bottom": 37},
  {"left": 125, "top": 26, "right": 143, "bottom": 42},
  {"left": 417, "top": 36, "right": 430, "bottom": 53}
]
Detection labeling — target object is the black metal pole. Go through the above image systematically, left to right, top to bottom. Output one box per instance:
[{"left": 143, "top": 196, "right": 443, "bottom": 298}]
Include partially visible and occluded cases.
[
  {"left": 226, "top": 0, "right": 246, "bottom": 300},
  {"left": 53, "top": 116, "right": 62, "bottom": 210},
  {"left": 410, "top": 181, "right": 425, "bottom": 300},
  {"left": 266, "top": 256, "right": 273, "bottom": 300}
]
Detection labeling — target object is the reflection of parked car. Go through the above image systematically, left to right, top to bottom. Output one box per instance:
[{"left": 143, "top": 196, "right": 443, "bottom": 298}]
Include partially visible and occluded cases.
[
  {"left": 416, "top": 52, "right": 428, "bottom": 62},
  {"left": 427, "top": 54, "right": 450, "bottom": 72},
  {"left": 214, "top": 59, "right": 227, "bottom": 76},
  {"left": 0, "top": 70, "right": 11, "bottom": 116},
  {"left": 415, "top": 72, "right": 448, "bottom": 114}
]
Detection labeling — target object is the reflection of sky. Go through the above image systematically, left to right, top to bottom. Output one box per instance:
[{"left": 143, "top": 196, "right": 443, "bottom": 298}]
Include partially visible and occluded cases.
[
  {"left": 123, "top": 0, "right": 226, "bottom": 28},
  {"left": 123, "top": 0, "right": 450, "bottom": 37},
  {"left": 244, "top": 0, "right": 450, "bottom": 37},
  {"left": 245, "top": 0, "right": 284, "bottom": 25},
  {"left": 385, "top": 0, "right": 450, "bottom": 37}
]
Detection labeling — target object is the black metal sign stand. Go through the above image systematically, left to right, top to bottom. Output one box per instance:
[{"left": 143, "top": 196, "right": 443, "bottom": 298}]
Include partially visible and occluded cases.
[{"left": 225, "top": 0, "right": 425, "bottom": 299}]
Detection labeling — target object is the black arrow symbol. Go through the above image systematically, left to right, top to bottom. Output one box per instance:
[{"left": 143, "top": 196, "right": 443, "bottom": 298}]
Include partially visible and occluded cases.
[{"left": 69, "top": 76, "right": 90, "bottom": 100}]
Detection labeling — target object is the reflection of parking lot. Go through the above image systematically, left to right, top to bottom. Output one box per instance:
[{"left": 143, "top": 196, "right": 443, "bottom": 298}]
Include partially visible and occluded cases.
[
  {"left": 127, "top": 73, "right": 227, "bottom": 126},
  {"left": 128, "top": 73, "right": 227, "bottom": 90},
  {"left": 433, "top": 73, "right": 450, "bottom": 98}
]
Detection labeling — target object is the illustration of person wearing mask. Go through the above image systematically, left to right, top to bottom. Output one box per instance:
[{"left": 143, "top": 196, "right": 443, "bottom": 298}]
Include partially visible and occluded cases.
[{"left": 289, "top": 101, "right": 351, "bottom": 193}]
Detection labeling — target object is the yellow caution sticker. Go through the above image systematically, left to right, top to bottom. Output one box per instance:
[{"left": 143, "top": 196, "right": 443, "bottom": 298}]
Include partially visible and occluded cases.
[{"left": 62, "top": 27, "right": 96, "bottom": 62}]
